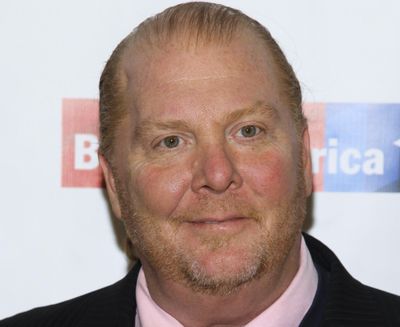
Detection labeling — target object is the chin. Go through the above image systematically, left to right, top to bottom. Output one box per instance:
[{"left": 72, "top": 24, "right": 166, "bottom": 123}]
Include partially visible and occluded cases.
[{"left": 175, "top": 239, "right": 269, "bottom": 296}]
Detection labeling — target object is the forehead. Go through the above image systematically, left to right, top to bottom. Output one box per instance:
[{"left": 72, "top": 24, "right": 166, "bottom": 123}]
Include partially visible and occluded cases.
[{"left": 121, "top": 32, "right": 287, "bottom": 124}]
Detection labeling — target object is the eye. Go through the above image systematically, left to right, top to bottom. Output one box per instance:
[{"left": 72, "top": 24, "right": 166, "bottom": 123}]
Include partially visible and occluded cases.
[
  {"left": 238, "top": 125, "right": 261, "bottom": 138},
  {"left": 160, "top": 135, "right": 180, "bottom": 148}
]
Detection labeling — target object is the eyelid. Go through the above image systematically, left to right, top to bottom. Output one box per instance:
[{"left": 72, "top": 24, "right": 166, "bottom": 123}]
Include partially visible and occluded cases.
[
  {"left": 230, "top": 122, "right": 266, "bottom": 138},
  {"left": 152, "top": 133, "right": 191, "bottom": 149},
  {"left": 152, "top": 135, "right": 178, "bottom": 148}
]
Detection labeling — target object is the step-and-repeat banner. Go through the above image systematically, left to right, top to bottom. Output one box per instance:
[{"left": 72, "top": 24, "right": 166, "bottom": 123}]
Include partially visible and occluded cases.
[
  {"left": 1, "top": 0, "right": 399, "bottom": 319},
  {"left": 62, "top": 99, "right": 400, "bottom": 192}
]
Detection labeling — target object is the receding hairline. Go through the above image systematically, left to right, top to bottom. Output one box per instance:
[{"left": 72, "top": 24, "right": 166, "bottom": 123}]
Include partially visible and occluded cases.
[
  {"left": 111, "top": 1, "right": 285, "bottom": 87},
  {"left": 118, "top": 25, "right": 279, "bottom": 90},
  {"left": 116, "top": 26, "right": 300, "bottom": 123}
]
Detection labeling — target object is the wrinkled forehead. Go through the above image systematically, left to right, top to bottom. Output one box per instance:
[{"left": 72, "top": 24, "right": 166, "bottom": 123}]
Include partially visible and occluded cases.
[{"left": 120, "top": 30, "right": 280, "bottom": 111}]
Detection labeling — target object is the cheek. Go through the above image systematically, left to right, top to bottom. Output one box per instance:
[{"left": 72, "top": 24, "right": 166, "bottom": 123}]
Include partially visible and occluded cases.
[
  {"left": 241, "top": 150, "right": 297, "bottom": 203},
  {"left": 132, "top": 163, "right": 189, "bottom": 217}
]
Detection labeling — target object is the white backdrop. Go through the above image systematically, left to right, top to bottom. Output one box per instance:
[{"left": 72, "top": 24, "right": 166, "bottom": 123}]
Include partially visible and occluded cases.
[{"left": 1, "top": 0, "right": 399, "bottom": 319}]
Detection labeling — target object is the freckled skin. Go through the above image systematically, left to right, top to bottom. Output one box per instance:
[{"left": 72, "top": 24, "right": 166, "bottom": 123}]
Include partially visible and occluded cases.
[{"left": 101, "top": 32, "right": 313, "bottom": 327}]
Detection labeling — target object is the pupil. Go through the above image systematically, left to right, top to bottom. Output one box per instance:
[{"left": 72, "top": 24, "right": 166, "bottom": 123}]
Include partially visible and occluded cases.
[
  {"left": 242, "top": 125, "right": 256, "bottom": 137},
  {"left": 165, "top": 136, "right": 179, "bottom": 148}
]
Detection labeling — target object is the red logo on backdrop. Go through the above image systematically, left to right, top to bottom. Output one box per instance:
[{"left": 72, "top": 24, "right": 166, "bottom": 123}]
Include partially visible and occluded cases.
[{"left": 62, "top": 98, "right": 104, "bottom": 187}]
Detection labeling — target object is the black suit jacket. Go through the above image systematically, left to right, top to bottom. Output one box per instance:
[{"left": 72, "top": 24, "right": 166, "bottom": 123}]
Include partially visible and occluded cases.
[{"left": 1, "top": 234, "right": 399, "bottom": 326}]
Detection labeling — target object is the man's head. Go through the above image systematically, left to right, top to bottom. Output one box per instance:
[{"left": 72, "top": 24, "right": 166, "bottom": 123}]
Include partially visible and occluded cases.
[
  {"left": 99, "top": 2, "right": 313, "bottom": 296},
  {"left": 99, "top": 2, "right": 305, "bottom": 160}
]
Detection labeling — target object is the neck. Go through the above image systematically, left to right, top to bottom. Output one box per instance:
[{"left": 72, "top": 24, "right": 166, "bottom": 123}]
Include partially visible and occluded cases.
[{"left": 141, "top": 236, "right": 301, "bottom": 327}]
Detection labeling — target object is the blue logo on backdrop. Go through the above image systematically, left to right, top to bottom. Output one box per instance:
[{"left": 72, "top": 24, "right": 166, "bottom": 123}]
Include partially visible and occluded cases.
[{"left": 323, "top": 103, "right": 400, "bottom": 192}]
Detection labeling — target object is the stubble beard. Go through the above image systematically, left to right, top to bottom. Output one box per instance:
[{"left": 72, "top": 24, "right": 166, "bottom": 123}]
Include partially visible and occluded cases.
[{"left": 119, "top": 168, "right": 307, "bottom": 296}]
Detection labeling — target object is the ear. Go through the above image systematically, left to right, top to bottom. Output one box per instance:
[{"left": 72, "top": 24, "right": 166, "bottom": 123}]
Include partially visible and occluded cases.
[
  {"left": 301, "top": 127, "right": 313, "bottom": 196},
  {"left": 99, "top": 155, "right": 122, "bottom": 219}
]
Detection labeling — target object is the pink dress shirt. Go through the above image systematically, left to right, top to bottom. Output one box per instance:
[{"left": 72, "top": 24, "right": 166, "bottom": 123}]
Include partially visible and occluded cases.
[{"left": 135, "top": 236, "right": 318, "bottom": 326}]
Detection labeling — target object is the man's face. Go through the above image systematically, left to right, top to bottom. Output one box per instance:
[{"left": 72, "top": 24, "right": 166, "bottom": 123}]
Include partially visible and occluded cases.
[{"left": 104, "top": 33, "right": 312, "bottom": 294}]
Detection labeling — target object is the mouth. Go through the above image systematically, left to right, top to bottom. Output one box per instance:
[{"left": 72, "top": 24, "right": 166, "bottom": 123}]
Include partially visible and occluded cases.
[
  {"left": 184, "top": 216, "right": 253, "bottom": 232},
  {"left": 189, "top": 216, "right": 248, "bottom": 224}
]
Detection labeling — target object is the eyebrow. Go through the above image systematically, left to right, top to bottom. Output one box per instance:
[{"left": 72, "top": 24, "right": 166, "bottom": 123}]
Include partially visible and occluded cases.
[
  {"left": 133, "top": 101, "right": 279, "bottom": 141},
  {"left": 221, "top": 101, "right": 280, "bottom": 126},
  {"left": 134, "top": 119, "right": 191, "bottom": 141}
]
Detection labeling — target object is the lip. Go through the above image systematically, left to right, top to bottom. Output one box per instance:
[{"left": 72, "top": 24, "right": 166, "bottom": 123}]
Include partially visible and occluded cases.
[
  {"left": 185, "top": 214, "right": 249, "bottom": 224},
  {"left": 183, "top": 216, "right": 253, "bottom": 233},
  {"left": 188, "top": 216, "right": 248, "bottom": 224}
]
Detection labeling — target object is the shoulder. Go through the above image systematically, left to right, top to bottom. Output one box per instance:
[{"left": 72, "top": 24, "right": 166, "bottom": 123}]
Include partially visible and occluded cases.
[
  {"left": 303, "top": 233, "right": 400, "bottom": 326},
  {"left": 0, "top": 264, "right": 140, "bottom": 327},
  {"left": 366, "top": 285, "right": 400, "bottom": 322},
  {"left": 1, "top": 289, "right": 102, "bottom": 327}
]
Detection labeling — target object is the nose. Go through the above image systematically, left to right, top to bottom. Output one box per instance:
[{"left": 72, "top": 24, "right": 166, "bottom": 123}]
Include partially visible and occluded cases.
[{"left": 191, "top": 144, "right": 243, "bottom": 194}]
